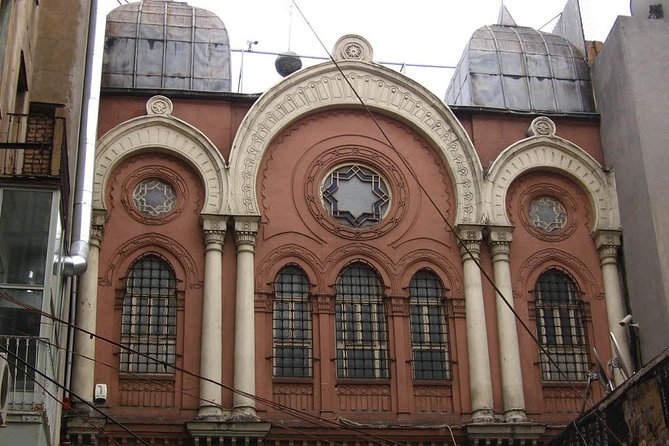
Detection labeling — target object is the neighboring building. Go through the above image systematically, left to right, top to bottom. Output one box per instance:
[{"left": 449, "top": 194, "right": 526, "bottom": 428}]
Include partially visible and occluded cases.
[
  {"left": 0, "top": 0, "right": 96, "bottom": 445},
  {"left": 62, "top": 1, "right": 633, "bottom": 445},
  {"left": 592, "top": 13, "right": 669, "bottom": 364}
]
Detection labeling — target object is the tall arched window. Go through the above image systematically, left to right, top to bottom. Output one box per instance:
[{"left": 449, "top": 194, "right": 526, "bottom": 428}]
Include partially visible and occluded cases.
[
  {"left": 120, "top": 255, "right": 177, "bottom": 374},
  {"left": 335, "top": 262, "right": 388, "bottom": 379},
  {"left": 272, "top": 265, "right": 312, "bottom": 377},
  {"left": 534, "top": 268, "right": 589, "bottom": 382},
  {"left": 409, "top": 269, "right": 451, "bottom": 380}
]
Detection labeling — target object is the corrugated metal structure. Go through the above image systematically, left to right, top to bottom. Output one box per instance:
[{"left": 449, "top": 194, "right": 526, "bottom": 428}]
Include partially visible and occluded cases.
[
  {"left": 103, "top": 0, "right": 231, "bottom": 92},
  {"left": 445, "top": 23, "right": 595, "bottom": 113}
]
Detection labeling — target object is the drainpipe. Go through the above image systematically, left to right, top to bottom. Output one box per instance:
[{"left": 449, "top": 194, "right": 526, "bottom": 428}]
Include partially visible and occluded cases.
[{"left": 63, "top": 0, "right": 105, "bottom": 276}]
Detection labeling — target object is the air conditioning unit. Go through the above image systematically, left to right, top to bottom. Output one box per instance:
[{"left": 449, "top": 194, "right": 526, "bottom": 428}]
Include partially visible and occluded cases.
[
  {"left": 631, "top": 0, "right": 666, "bottom": 18},
  {"left": 0, "top": 353, "right": 11, "bottom": 427}
]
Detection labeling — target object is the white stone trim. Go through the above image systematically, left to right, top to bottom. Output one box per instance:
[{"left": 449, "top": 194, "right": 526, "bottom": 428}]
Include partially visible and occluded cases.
[
  {"left": 228, "top": 60, "right": 484, "bottom": 225},
  {"left": 94, "top": 114, "right": 228, "bottom": 214},
  {"left": 486, "top": 135, "right": 621, "bottom": 232}
]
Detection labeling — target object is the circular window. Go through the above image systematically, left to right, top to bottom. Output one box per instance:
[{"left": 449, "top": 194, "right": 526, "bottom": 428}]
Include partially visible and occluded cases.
[
  {"left": 321, "top": 164, "right": 390, "bottom": 227},
  {"left": 133, "top": 179, "right": 176, "bottom": 217},
  {"left": 528, "top": 196, "right": 567, "bottom": 233}
]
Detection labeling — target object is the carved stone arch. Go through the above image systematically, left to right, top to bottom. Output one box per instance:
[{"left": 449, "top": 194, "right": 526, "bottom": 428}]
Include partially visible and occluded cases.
[
  {"left": 228, "top": 60, "right": 484, "bottom": 225},
  {"left": 94, "top": 114, "right": 228, "bottom": 215},
  {"left": 487, "top": 134, "right": 620, "bottom": 232},
  {"left": 322, "top": 243, "right": 398, "bottom": 291},
  {"left": 395, "top": 250, "right": 464, "bottom": 297}
]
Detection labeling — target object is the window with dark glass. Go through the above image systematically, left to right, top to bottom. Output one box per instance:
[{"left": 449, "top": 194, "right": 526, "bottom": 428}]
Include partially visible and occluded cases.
[
  {"left": 0, "top": 189, "right": 54, "bottom": 391},
  {"left": 120, "top": 255, "right": 177, "bottom": 374},
  {"left": 335, "top": 262, "right": 388, "bottom": 379},
  {"left": 272, "top": 265, "right": 312, "bottom": 377},
  {"left": 534, "top": 268, "right": 589, "bottom": 382},
  {"left": 409, "top": 269, "right": 451, "bottom": 380}
]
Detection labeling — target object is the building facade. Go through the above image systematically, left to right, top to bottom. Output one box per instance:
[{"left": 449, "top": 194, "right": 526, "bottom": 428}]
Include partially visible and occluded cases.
[{"left": 61, "top": 1, "right": 634, "bottom": 445}]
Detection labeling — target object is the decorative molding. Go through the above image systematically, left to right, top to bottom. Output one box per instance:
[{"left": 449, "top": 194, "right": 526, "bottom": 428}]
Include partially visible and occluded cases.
[
  {"left": 333, "top": 34, "right": 374, "bottom": 62},
  {"left": 228, "top": 61, "right": 482, "bottom": 225},
  {"left": 146, "top": 95, "right": 174, "bottom": 116},
  {"left": 94, "top": 115, "right": 227, "bottom": 215},
  {"left": 527, "top": 116, "right": 556, "bottom": 137},
  {"left": 487, "top": 135, "right": 620, "bottom": 232},
  {"left": 303, "top": 145, "right": 409, "bottom": 240},
  {"left": 119, "top": 164, "right": 189, "bottom": 226},
  {"left": 515, "top": 182, "right": 579, "bottom": 242},
  {"left": 90, "top": 210, "right": 108, "bottom": 246},
  {"left": 201, "top": 214, "right": 227, "bottom": 245},
  {"left": 234, "top": 217, "right": 259, "bottom": 249},
  {"left": 457, "top": 225, "right": 483, "bottom": 259},
  {"left": 593, "top": 229, "right": 622, "bottom": 264},
  {"left": 100, "top": 233, "right": 201, "bottom": 288},
  {"left": 322, "top": 243, "right": 397, "bottom": 286},
  {"left": 255, "top": 245, "right": 322, "bottom": 290},
  {"left": 515, "top": 248, "right": 599, "bottom": 299},
  {"left": 395, "top": 249, "right": 463, "bottom": 297},
  {"left": 255, "top": 293, "right": 273, "bottom": 312},
  {"left": 313, "top": 294, "right": 335, "bottom": 314},
  {"left": 389, "top": 296, "right": 409, "bottom": 316},
  {"left": 450, "top": 298, "right": 467, "bottom": 317},
  {"left": 119, "top": 379, "right": 175, "bottom": 408},
  {"left": 273, "top": 384, "right": 314, "bottom": 411},
  {"left": 336, "top": 384, "right": 391, "bottom": 412},
  {"left": 414, "top": 386, "right": 454, "bottom": 413}
]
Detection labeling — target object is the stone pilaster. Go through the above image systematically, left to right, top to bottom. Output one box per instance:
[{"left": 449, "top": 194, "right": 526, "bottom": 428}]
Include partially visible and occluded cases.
[{"left": 458, "top": 225, "right": 494, "bottom": 422}]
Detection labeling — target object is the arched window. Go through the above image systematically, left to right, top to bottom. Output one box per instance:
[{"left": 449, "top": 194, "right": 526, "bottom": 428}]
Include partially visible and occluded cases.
[
  {"left": 120, "top": 255, "right": 177, "bottom": 374},
  {"left": 335, "top": 262, "right": 388, "bottom": 379},
  {"left": 272, "top": 265, "right": 312, "bottom": 377},
  {"left": 534, "top": 268, "right": 589, "bottom": 382},
  {"left": 409, "top": 269, "right": 451, "bottom": 380}
]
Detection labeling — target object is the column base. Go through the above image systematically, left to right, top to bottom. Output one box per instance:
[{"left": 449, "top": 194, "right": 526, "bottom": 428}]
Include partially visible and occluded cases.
[
  {"left": 196, "top": 405, "right": 229, "bottom": 422},
  {"left": 231, "top": 405, "right": 257, "bottom": 421},
  {"left": 470, "top": 407, "right": 495, "bottom": 423},
  {"left": 504, "top": 408, "right": 528, "bottom": 423}
]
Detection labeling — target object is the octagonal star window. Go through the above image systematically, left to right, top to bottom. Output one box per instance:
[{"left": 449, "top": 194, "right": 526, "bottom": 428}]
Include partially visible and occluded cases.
[
  {"left": 321, "top": 164, "right": 390, "bottom": 227},
  {"left": 133, "top": 179, "right": 176, "bottom": 217},
  {"left": 529, "top": 196, "right": 567, "bottom": 232}
]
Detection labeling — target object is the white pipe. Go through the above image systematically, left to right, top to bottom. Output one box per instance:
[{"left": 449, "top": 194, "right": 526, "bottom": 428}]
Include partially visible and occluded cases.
[{"left": 63, "top": 0, "right": 105, "bottom": 276}]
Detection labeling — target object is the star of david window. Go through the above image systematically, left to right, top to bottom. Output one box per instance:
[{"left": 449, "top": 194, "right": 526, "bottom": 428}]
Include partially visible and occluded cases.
[
  {"left": 321, "top": 164, "right": 390, "bottom": 227},
  {"left": 133, "top": 179, "right": 176, "bottom": 217},
  {"left": 529, "top": 196, "right": 567, "bottom": 233}
]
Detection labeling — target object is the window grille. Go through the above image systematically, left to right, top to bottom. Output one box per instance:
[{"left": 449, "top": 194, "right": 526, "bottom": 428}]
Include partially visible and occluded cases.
[
  {"left": 120, "top": 255, "right": 177, "bottom": 374},
  {"left": 335, "top": 263, "right": 388, "bottom": 379},
  {"left": 272, "top": 265, "right": 312, "bottom": 377},
  {"left": 533, "top": 268, "right": 589, "bottom": 382},
  {"left": 409, "top": 270, "right": 451, "bottom": 380}
]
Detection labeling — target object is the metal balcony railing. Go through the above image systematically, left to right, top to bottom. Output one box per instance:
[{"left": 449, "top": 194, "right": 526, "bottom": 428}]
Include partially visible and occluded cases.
[
  {"left": 0, "top": 113, "right": 66, "bottom": 178},
  {"left": 0, "top": 335, "right": 55, "bottom": 411}
]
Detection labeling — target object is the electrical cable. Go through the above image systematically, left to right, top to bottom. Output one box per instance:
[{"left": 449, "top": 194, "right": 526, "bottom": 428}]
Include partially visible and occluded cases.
[
  {"left": 290, "top": 1, "right": 624, "bottom": 444},
  {"left": 0, "top": 288, "right": 405, "bottom": 446},
  {"left": 0, "top": 342, "right": 151, "bottom": 446}
]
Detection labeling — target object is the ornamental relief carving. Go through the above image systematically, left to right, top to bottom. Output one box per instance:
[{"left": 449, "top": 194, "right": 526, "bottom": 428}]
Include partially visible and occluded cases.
[
  {"left": 229, "top": 64, "right": 479, "bottom": 224},
  {"left": 303, "top": 146, "right": 409, "bottom": 240},
  {"left": 119, "top": 164, "right": 193, "bottom": 226},
  {"left": 509, "top": 181, "right": 580, "bottom": 242},
  {"left": 322, "top": 243, "right": 397, "bottom": 286},
  {"left": 255, "top": 244, "right": 323, "bottom": 290},
  {"left": 394, "top": 249, "right": 463, "bottom": 296}
]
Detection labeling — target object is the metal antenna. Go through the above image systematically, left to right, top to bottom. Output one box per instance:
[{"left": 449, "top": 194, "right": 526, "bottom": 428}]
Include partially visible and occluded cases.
[{"left": 288, "top": 2, "right": 294, "bottom": 50}]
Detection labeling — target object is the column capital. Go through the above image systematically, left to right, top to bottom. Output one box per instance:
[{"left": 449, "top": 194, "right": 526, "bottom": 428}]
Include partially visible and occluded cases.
[
  {"left": 91, "top": 209, "right": 108, "bottom": 246},
  {"left": 201, "top": 214, "right": 227, "bottom": 245},
  {"left": 234, "top": 216, "right": 259, "bottom": 250},
  {"left": 457, "top": 224, "right": 484, "bottom": 258},
  {"left": 488, "top": 226, "right": 514, "bottom": 257},
  {"left": 593, "top": 229, "right": 622, "bottom": 263}
]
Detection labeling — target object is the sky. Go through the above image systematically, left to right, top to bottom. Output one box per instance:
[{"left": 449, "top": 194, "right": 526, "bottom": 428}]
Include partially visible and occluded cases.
[{"left": 102, "top": 0, "right": 631, "bottom": 98}]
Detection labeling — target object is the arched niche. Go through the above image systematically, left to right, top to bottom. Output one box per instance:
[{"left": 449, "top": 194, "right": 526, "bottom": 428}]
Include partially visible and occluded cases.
[
  {"left": 228, "top": 58, "right": 483, "bottom": 225},
  {"left": 94, "top": 101, "right": 228, "bottom": 215},
  {"left": 487, "top": 129, "right": 620, "bottom": 233}
]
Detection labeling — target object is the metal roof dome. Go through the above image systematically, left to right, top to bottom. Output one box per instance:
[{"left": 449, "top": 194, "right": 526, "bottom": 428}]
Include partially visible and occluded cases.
[
  {"left": 102, "top": 0, "right": 231, "bottom": 92},
  {"left": 445, "top": 23, "right": 595, "bottom": 113}
]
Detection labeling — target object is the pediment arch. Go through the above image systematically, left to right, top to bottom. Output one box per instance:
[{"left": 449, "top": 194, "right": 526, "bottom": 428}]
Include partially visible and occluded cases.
[
  {"left": 228, "top": 60, "right": 484, "bottom": 225},
  {"left": 93, "top": 113, "right": 228, "bottom": 215}
]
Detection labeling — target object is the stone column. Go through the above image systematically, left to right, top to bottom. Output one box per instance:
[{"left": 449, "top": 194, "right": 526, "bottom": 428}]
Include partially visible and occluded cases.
[
  {"left": 71, "top": 210, "right": 106, "bottom": 409},
  {"left": 197, "top": 215, "right": 226, "bottom": 420},
  {"left": 233, "top": 217, "right": 259, "bottom": 417},
  {"left": 458, "top": 225, "right": 494, "bottom": 422},
  {"left": 489, "top": 227, "right": 527, "bottom": 422},
  {"left": 594, "top": 230, "right": 633, "bottom": 385}
]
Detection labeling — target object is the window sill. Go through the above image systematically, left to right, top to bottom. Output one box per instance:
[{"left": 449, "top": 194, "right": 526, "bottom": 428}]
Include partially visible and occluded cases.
[
  {"left": 119, "top": 373, "right": 176, "bottom": 381},
  {"left": 272, "top": 376, "right": 314, "bottom": 384},
  {"left": 335, "top": 378, "right": 391, "bottom": 386},
  {"left": 412, "top": 380, "right": 452, "bottom": 386}
]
